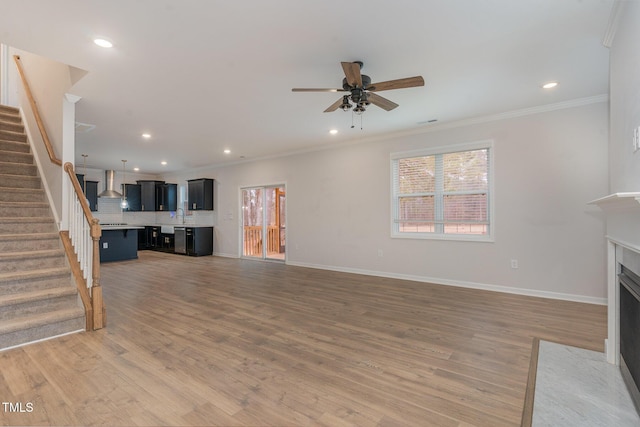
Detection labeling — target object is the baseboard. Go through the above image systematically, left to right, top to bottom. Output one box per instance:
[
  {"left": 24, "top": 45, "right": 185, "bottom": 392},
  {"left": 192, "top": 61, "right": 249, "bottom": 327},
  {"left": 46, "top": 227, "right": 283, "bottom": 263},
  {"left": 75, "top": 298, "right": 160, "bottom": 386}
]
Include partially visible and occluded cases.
[
  {"left": 213, "top": 251, "right": 240, "bottom": 259},
  {"left": 285, "top": 260, "right": 607, "bottom": 305},
  {"left": 0, "top": 328, "right": 83, "bottom": 353}
]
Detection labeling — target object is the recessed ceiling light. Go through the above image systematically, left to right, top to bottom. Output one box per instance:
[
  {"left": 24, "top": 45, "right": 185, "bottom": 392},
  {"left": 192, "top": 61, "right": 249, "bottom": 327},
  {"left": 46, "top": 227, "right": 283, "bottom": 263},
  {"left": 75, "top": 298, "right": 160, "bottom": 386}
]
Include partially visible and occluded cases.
[
  {"left": 93, "top": 38, "right": 113, "bottom": 48},
  {"left": 542, "top": 81, "right": 558, "bottom": 89},
  {"left": 329, "top": 129, "right": 338, "bottom": 135},
  {"left": 141, "top": 133, "right": 151, "bottom": 139},
  {"left": 223, "top": 149, "right": 231, "bottom": 154},
  {"left": 161, "top": 161, "right": 167, "bottom": 166},
  {"left": 133, "top": 167, "right": 139, "bottom": 172}
]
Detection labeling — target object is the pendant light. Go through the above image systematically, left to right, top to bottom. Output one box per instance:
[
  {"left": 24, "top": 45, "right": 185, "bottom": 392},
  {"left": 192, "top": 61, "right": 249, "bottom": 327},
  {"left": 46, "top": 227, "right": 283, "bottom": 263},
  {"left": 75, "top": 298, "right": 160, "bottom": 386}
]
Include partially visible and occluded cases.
[{"left": 120, "top": 160, "right": 129, "bottom": 209}]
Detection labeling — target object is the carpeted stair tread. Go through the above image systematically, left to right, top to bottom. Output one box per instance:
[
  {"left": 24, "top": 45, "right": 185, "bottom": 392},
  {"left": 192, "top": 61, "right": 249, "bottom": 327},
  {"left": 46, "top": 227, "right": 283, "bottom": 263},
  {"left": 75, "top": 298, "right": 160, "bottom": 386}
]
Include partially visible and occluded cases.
[
  {"left": 0, "top": 105, "right": 19, "bottom": 114},
  {"left": 0, "top": 112, "right": 22, "bottom": 124},
  {"left": 0, "top": 121, "right": 23, "bottom": 133},
  {"left": 0, "top": 129, "right": 27, "bottom": 143},
  {"left": 0, "top": 140, "right": 30, "bottom": 153},
  {"left": 0, "top": 161, "right": 37, "bottom": 176},
  {"left": 0, "top": 172, "right": 41, "bottom": 189},
  {"left": 0, "top": 201, "right": 48, "bottom": 208},
  {"left": 0, "top": 215, "right": 51, "bottom": 222},
  {"left": 0, "top": 216, "right": 51, "bottom": 222},
  {"left": 0, "top": 232, "right": 58, "bottom": 241},
  {"left": 0, "top": 248, "right": 65, "bottom": 260},
  {"left": 0, "top": 266, "right": 69, "bottom": 281},
  {"left": 0, "top": 286, "right": 77, "bottom": 309},
  {"left": 0, "top": 307, "right": 84, "bottom": 336}
]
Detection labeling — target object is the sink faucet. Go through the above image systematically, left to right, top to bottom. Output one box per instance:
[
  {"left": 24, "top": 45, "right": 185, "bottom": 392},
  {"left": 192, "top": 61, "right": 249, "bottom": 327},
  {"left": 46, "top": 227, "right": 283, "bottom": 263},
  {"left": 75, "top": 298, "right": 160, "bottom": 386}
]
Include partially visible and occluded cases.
[{"left": 176, "top": 207, "right": 185, "bottom": 224}]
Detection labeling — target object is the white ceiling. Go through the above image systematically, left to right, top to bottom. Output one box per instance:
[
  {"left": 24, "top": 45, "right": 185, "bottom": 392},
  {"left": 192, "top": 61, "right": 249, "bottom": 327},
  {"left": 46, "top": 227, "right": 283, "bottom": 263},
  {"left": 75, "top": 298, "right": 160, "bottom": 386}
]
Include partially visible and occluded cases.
[{"left": 0, "top": 0, "right": 613, "bottom": 174}]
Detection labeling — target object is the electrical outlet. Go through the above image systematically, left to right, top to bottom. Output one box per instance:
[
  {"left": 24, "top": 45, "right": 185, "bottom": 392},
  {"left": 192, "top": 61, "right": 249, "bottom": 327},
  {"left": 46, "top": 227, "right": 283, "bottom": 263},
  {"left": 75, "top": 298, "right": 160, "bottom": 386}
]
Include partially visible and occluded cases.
[
  {"left": 634, "top": 127, "right": 640, "bottom": 152},
  {"left": 103, "top": 242, "right": 108, "bottom": 249},
  {"left": 378, "top": 249, "right": 383, "bottom": 257},
  {"left": 510, "top": 259, "right": 518, "bottom": 269}
]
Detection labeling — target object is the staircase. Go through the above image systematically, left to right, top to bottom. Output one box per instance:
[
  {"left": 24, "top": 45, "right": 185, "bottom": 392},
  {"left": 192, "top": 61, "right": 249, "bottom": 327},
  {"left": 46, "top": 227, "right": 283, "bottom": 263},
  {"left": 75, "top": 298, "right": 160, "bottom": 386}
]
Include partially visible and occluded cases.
[{"left": 0, "top": 104, "right": 85, "bottom": 350}]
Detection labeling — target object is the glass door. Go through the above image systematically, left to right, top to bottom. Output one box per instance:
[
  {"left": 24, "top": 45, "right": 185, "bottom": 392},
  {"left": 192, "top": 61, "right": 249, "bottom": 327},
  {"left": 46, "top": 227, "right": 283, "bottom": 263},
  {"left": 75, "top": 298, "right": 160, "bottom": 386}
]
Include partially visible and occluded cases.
[{"left": 242, "top": 185, "right": 285, "bottom": 260}]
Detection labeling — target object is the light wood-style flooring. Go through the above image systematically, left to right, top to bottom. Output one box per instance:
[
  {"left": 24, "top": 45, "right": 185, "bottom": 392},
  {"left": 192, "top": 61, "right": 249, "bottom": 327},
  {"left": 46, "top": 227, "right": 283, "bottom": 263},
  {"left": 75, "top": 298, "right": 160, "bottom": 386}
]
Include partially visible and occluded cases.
[{"left": 0, "top": 251, "right": 606, "bottom": 426}]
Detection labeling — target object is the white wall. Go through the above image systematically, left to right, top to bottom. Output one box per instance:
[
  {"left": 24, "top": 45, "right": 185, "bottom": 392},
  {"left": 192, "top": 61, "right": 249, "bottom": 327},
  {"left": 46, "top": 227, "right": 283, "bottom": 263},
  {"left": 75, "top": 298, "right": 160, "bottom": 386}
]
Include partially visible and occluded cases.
[
  {"left": 607, "top": 0, "right": 640, "bottom": 246},
  {"left": 609, "top": 0, "right": 640, "bottom": 194},
  {"left": 12, "top": 48, "right": 74, "bottom": 225},
  {"left": 163, "top": 101, "right": 609, "bottom": 303}
]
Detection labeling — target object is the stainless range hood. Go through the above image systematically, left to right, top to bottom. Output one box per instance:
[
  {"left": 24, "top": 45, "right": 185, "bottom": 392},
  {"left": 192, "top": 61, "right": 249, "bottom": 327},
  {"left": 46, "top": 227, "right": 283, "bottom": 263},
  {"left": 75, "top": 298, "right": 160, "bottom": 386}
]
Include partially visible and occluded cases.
[{"left": 98, "top": 170, "right": 123, "bottom": 198}]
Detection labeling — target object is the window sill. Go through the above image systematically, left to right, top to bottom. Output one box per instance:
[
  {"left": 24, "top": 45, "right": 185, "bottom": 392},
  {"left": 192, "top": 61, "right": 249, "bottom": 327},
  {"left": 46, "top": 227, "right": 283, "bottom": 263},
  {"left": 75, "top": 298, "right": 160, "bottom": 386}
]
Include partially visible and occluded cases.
[{"left": 391, "top": 232, "right": 495, "bottom": 243}]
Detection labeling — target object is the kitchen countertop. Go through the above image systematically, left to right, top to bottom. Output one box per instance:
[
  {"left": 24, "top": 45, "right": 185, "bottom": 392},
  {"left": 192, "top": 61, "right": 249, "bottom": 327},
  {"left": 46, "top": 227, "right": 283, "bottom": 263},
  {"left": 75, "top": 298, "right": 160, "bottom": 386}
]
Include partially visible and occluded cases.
[
  {"left": 99, "top": 224, "right": 212, "bottom": 231},
  {"left": 100, "top": 225, "right": 145, "bottom": 231}
]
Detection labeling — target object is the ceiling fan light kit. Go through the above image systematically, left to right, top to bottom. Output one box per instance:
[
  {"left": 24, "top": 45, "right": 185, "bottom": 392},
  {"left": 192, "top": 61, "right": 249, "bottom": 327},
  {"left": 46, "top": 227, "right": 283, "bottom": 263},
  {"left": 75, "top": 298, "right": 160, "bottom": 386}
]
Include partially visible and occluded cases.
[{"left": 292, "top": 61, "right": 424, "bottom": 117}]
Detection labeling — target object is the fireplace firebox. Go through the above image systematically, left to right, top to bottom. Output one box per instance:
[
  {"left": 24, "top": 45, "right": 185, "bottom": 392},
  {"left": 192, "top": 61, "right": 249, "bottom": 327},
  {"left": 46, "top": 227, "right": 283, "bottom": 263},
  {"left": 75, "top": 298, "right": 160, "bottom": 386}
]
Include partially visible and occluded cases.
[{"left": 619, "top": 264, "right": 640, "bottom": 413}]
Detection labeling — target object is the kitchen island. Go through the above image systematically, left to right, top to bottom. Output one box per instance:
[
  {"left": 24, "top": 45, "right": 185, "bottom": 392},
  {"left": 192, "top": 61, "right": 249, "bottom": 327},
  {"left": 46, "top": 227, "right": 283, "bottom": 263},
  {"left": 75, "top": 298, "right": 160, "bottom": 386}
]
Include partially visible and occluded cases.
[{"left": 99, "top": 224, "right": 145, "bottom": 262}]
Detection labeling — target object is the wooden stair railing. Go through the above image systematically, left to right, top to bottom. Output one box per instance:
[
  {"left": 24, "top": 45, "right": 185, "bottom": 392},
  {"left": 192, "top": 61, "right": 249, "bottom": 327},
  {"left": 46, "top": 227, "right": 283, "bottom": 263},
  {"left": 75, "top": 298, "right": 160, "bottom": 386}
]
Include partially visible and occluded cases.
[
  {"left": 13, "top": 53, "right": 104, "bottom": 330},
  {"left": 63, "top": 163, "right": 104, "bottom": 330}
]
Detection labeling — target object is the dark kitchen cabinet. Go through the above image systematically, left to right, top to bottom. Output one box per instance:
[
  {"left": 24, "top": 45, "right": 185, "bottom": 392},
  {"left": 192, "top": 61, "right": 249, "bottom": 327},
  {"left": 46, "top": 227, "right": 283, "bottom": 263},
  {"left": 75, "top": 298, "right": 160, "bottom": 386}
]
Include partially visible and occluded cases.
[
  {"left": 76, "top": 173, "right": 84, "bottom": 190},
  {"left": 187, "top": 178, "right": 214, "bottom": 210},
  {"left": 85, "top": 180, "right": 98, "bottom": 212},
  {"left": 136, "top": 180, "right": 176, "bottom": 211},
  {"left": 137, "top": 180, "right": 164, "bottom": 211},
  {"left": 121, "top": 183, "right": 141, "bottom": 211},
  {"left": 157, "top": 183, "right": 177, "bottom": 211},
  {"left": 138, "top": 226, "right": 153, "bottom": 250},
  {"left": 186, "top": 227, "right": 213, "bottom": 256},
  {"left": 99, "top": 229, "right": 139, "bottom": 262}
]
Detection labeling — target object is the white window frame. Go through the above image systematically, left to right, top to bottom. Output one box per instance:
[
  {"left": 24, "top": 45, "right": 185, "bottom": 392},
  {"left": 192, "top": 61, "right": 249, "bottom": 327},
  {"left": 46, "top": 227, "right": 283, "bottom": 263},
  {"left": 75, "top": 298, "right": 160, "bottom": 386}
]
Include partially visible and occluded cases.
[{"left": 390, "top": 140, "right": 495, "bottom": 242}]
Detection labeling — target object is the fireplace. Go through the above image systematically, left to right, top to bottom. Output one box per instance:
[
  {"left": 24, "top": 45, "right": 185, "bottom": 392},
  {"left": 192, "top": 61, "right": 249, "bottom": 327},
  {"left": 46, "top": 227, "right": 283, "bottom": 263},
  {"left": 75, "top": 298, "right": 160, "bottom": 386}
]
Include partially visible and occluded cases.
[
  {"left": 589, "top": 193, "right": 640, "bottom": 415},
  {"left": 619, "top": 264, "right": 640, "bottom": 412}
]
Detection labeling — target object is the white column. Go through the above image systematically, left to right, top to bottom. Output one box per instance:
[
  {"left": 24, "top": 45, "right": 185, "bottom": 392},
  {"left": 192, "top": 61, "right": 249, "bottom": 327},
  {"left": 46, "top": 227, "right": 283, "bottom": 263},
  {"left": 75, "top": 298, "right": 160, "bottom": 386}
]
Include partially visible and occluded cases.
[
  {"left": 61, "top": 93, "right": 82, "bottom": 231},
  {"left": 607, "top": 239, "right": 618, "bottom": 364}
]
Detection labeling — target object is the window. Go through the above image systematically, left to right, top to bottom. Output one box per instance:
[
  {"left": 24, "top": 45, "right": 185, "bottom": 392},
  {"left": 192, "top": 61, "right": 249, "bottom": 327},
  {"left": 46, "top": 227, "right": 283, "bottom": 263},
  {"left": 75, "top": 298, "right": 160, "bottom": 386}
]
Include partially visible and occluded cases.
[{"left": 391, "top": 141, "right": 493, "bottom": 241}]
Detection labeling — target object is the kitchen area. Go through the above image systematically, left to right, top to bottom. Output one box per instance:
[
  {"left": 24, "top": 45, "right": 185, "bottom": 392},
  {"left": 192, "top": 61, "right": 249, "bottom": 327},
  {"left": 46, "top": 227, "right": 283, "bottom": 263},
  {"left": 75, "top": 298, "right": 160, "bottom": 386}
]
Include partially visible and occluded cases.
[{"left": 77, "top": 170, "right": 215, "bottom": 263}]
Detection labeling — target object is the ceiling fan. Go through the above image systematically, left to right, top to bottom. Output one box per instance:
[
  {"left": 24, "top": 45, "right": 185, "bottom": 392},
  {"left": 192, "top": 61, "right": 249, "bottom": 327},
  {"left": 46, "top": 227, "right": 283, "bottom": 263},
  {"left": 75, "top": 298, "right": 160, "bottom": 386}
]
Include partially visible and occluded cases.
[{"left": 292, "top": 61, "right": 424, "bottom": 113}]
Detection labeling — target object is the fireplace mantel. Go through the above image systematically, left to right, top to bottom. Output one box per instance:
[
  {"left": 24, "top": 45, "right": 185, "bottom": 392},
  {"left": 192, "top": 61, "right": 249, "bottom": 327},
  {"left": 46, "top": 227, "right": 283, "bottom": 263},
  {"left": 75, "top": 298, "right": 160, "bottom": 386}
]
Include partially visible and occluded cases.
[{"left": 589, "top": 192, "right": 640, "bottom": 212}]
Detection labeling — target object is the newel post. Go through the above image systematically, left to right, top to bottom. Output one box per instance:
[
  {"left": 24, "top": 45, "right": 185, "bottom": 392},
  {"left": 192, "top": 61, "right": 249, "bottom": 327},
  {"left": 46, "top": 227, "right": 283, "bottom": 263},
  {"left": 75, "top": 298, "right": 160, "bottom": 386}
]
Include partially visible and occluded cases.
[{"left": 90, "top": 218, "right": 104, "bottom": 330}]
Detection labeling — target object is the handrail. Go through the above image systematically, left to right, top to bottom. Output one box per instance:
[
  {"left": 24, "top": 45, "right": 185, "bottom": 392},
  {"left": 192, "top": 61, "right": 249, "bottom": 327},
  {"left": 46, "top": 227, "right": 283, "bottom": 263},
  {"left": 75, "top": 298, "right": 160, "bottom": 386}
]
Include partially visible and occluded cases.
[
  {"left": 13, "top": 54, "right": 62, "bottom": 166},
  {"left": 63, "top": 162, "right": 104, "bottom": 330},
  {"left": 64, "top": 162, "right": 95, "bottom": 221}
]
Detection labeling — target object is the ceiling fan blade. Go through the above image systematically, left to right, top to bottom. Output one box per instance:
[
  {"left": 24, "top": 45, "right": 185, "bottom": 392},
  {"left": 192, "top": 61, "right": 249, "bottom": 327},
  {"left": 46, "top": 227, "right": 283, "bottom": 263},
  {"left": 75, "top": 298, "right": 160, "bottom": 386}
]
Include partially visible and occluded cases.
[
  {"left": 341, "top": 62, "right": 363, "bottom": 87},
  {"left": 368, "top": 76, "right": 424, "bottom": 92},
  {"left": 292, "top": 88, "right": 345, "bottom": 92},
  {"left": 367, "top": 92, "right": 399, "bottom": 111},
  {"left": 324, "top": 97, "right": 345, "bottom": 112}
]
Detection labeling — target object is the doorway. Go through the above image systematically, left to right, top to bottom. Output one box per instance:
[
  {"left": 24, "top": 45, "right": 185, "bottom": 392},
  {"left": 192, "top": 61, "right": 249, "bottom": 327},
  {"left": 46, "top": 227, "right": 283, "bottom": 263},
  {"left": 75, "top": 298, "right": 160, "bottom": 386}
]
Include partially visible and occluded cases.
[{"left": 242, "top": 185, "right": 286, "bottom": 261}]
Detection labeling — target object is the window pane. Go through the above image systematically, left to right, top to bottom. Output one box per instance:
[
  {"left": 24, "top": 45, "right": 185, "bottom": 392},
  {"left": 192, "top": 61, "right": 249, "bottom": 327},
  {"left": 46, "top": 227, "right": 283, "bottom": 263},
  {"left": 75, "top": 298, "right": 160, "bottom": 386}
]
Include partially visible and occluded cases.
[
  {"left": 443, "top": 149, "right": 488, "bottom": 192},
  {"left": 398, "top": 156, "right": 435, "bottom": 194},
  {"left": 242, "top": 188, "right": 262, "bottom": 226},
  {"left": 443, "top": 193, "right": 488, "bottom": 235},
  {"left": 398, "top": 196, "right": 434, "bottom": 232}
]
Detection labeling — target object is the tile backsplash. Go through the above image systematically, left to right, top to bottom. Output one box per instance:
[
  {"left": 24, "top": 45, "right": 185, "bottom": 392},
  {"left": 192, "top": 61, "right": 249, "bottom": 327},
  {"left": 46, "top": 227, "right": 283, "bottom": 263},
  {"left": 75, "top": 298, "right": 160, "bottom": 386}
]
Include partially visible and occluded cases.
[{"left": 94, "top": 197, "right": 214, "bottom": 226}]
